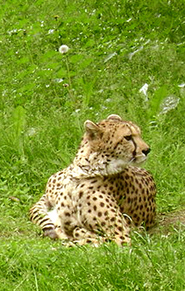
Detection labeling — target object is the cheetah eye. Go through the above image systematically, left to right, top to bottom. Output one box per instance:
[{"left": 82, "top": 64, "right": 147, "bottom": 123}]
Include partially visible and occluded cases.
[{"left": 124, "top": 135, "right": 132, "bottom": 141}]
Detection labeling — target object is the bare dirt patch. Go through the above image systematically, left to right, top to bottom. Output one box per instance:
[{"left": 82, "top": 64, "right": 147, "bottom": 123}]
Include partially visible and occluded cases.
[{"left": 150, "top": 209, "right": 185, "bottom": 234}]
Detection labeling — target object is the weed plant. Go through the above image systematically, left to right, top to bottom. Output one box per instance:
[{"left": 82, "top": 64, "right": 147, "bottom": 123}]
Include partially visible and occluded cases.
[{"left": 1, "top": 0, "right": 185, "bottom": 290}]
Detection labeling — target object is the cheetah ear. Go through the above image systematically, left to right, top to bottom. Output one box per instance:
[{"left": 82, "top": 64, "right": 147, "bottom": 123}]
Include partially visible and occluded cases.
[
  {"left": 107, "top": 114, "right": 122, "bottom": 121},
  {"left": 84, "top": 120, "right": 101, "bottom": 140}
]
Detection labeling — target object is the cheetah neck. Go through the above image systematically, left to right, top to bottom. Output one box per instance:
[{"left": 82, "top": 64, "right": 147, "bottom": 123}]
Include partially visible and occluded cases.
[{"left": 72, "top": 145, "right": 128, "bottom": 178}]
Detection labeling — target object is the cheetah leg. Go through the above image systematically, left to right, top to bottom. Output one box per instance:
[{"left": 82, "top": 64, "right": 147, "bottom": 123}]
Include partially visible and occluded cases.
[
  {"left": 79, "top": 192, "right": 131, "bottom": 246},
  {"left": 30, "top": 194, "right": 69, "bottom": 240},
  {"left": 72, "top": 226, "right": 106, "bottom": 246}
]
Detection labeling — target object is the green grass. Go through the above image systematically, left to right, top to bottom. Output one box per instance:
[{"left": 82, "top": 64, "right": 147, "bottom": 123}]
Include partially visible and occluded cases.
[{"left": 1, "top": 0, "right": 185, "bottom": 290}]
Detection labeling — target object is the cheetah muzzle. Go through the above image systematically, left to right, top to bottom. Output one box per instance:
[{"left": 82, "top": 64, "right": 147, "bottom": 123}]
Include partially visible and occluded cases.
[{"left": 30, "top": 114, "right": 156, "bottom": 246}]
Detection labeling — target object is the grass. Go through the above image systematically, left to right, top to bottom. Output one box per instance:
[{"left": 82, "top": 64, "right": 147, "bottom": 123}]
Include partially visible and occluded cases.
[
  {"left": 1, "top": 0, "right": 185, "bottom": 289},
  {"left": 1, "top": 233, "right": 185, "bottom": 290}
]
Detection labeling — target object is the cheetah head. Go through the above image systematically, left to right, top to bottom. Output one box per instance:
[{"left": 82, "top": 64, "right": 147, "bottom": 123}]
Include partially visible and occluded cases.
[{"left": 83, "top": 114, "right": 150, "bottom": 175}]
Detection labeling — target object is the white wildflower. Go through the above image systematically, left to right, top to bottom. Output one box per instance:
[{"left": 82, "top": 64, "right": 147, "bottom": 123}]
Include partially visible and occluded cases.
[{"left": 59, "top": 45, "right": 69, "bottom": 54}]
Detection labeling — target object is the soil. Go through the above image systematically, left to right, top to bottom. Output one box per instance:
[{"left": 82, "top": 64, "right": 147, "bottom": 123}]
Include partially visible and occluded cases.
[{"left": 150, "top": 209, "right": 185, "bottom": 234}]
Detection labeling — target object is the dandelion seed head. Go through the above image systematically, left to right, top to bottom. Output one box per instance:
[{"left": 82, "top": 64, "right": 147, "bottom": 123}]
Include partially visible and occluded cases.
[{"left": 59, "top": 45, "right": 69, "bottom": 54}]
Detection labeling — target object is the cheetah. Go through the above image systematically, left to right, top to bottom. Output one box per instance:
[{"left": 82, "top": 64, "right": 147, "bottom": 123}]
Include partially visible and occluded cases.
[{"left": 30, "top": 114, "right": 156, "bottom": 246}]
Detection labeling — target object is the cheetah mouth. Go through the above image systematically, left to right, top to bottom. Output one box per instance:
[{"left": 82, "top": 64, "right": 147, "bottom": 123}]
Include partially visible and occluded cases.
[{"left": 130, "top": 155, "right": 147, "bottom": 165}]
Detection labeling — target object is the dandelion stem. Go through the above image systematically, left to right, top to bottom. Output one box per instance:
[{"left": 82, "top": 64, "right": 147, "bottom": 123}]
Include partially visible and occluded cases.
[{"left": 65, "top": 55, "right": 74, "bottom": 103}]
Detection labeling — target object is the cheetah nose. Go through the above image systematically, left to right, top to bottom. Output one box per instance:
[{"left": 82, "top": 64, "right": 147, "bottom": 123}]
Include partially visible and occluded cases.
[{"left": 142, "top": 148, "right": 151, "bottom": 156}]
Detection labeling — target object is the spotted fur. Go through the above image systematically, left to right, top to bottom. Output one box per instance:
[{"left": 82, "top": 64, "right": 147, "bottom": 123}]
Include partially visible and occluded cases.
[{"left": 30, "top": 114, "right": 156, "bottom": 246}]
